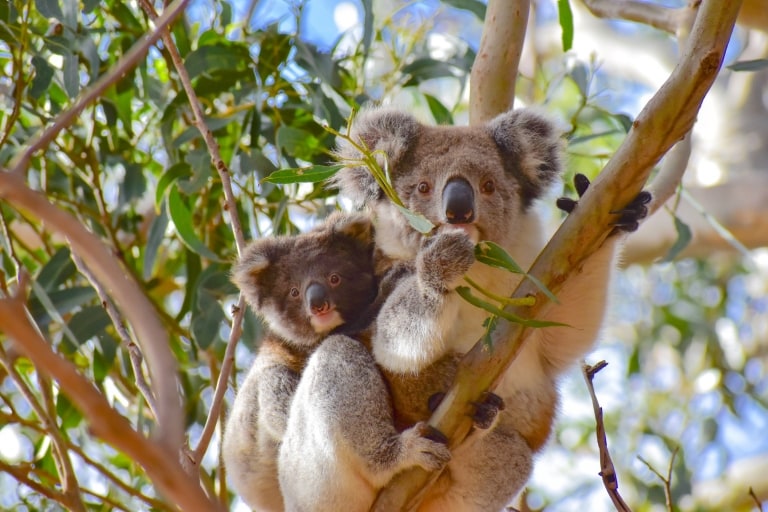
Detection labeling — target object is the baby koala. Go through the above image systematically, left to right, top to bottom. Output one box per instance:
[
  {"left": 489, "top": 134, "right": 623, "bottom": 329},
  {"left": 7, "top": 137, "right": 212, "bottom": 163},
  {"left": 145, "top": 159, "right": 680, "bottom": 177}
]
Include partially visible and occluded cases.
[{"left": 222, "top": 211, "right": 450, "bottom": 511}]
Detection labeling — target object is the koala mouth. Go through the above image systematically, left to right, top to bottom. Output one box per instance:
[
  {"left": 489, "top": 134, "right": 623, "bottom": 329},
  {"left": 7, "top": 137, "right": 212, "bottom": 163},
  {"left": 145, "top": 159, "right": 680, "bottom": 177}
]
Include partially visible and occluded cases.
[
  {"left": 437, "top": 223, "right": 480, "bottom": 244},
  {"left": 310, "top": 309, "right": 344, "bottom": 333}
]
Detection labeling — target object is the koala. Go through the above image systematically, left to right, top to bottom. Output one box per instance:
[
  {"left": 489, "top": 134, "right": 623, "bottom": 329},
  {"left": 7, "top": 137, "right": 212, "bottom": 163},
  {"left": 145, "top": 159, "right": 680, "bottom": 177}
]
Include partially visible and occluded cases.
[
  {"left": 330, "top": 107, "right": 649, "bottom": 511},
  {"left": 222, "top": 211, "right": 381, "bottom": 511}
]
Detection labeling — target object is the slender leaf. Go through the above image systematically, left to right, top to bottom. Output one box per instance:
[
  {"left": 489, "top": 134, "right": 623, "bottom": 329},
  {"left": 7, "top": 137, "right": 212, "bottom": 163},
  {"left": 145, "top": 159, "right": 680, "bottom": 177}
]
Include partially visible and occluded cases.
[
  {"left": 441, "top": 0, "right": 486, "bottom": 19},
  {"left": 557, "top": 0, "right": 574, "bottom": 52},
  {"left": 727, "top": 59, "right": 768, "bottom": 72},
  {"left": 424, "top": 93, "right": 453, "bottom": 125},
  {"left": 264, "top": 164, "right": 342, "bottom": 184},
  {"left": 167, "top": 186, "right": 221, "bottom": 261},
  {"left": 395, "top": 205, "right": 434, "bottom": 234},
  {"left": 144, "top": 206, "right": 169, "bottom": 279},
  {"left": 662, "top": 216, "right": 693, "bottom": 262},
  {"left": 475, "top": 241, "right": 559, "bottom": 303},
  {"left": 36, "top": 247, "right": 75, "bottom": 291},
  {"left": 455, "top": 287, "right": 567, "bottom": 328},
  {"left": 68, "top": 305, "right": 111, "bottom": 344}
]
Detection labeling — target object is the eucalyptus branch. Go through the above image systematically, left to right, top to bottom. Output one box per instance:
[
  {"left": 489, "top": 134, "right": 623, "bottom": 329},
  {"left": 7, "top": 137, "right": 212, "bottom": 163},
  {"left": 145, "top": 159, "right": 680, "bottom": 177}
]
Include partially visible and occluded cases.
[
  {"left": 9, "top": 0, "right": 191, "bottom": 176},
  {"left": 469, "top": 0, "right": 530, "bottom": 124},
  {"left": 579, "top": 0, "right": 689, "bottom": 35},
  {"left": 373, "top": 1, "right": 742, "bottom": 508},
  {"left": 0, "top": 170, "right": 183, "bottom": 453},
  {"left": 70, "top": 252, "right": 159, "bottom": 419},
  {"left": 463, "top": 275, "right": 535, "bottom": 307},
  {"left": 0, "top": 286, "right": 222, "bottom": 511},
  {"left": 583, "top": 361, "right": 632, "bottom": 512},
  {"left": 637, "top": 446, "right": 679, "bottom": 512},
  {"left": 0, "top": 460, "right": 69, "bottom": 508},
  {"left": 749, "top": 487, "right": 764, "bottom": 511}
]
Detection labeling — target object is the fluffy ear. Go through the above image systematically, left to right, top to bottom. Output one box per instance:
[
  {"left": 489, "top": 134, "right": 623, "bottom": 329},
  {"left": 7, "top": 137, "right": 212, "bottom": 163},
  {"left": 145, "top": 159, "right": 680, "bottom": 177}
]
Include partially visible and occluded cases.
[
  {"left": 330, "top": 107, "right": 420, "bottom": 207},
  {"left": 486, "top": 109, "right": 565, "bottom": 206},
  {"left": 325, "top": 211, "right": 374, "bottom": 244},
  {"left": 231, "top": 238, "right": 288, "bottom": 306}
]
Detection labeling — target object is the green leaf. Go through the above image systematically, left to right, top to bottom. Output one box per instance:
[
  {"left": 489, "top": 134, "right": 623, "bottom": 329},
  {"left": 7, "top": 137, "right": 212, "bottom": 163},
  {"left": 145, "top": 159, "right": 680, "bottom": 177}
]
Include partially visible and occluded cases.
[
  {"left": 35, "top": 0, "right": 63, "bottom": 19},
  {"left": 361, "top": 0, "right": 374, "bottom": 53},
  {"left": 442, "top": 0, "right": 486, "bottom": 19},
  {"left": 557, "top": 0, "right": 574, "bottom": 53},
  {"left": 184, "top": 42, "right": 251, "bottom": 80},
  {"left": 62, "top": 51, "right": 79, "bottom": 98},
  {"left": 30, "top": 56, "right": 54, "bottom": 100},
  {"left": 402, "top": 58, "right": 459, "bottom": 86},
  {"left": 727, "top": 59, "right": 768, "bottom": 72},
  {"left": 569, "top": 62, "right": 589, "bottom": 98},
  {"left": 424, "top": 93, "right": 453, "bottom": 125},
  {"left": 275, "top": 126, "right": 322, "bottom": 160},
  {"left": 569, "top": 129, "right": 620, "bottom": 145},
  {"left": 119, "top": 163, "right": 147, "bottom": 207},
  {"left": 156, "top": 163, "right": 192, "bottom": 206},
  {"left": 264, "top": 164, "right": 341, "bottom": 184},
  {"left": 167, "top": 186, "right": 221, "bottom": 261},
  {"left": 395, "top": 205, "right": 434, "bottom": 234},
  {"left": 144, "top": 206, "right": 168, "bottom": 280},
  {"left": 662, "top": 216, "right": 692, "bottom": 262},
  {"left": 475, "top": 241, "right": 559, "bottom": 303},
  {"left": 36, "top": 247, "right": 75, "bottom": 291},
  {"left": 28, "top": 286, "right": 95, "bottom": 325},
  {"left": 455, "top": 286, "right": 567, "bottom": 328},
  {"left": 192, "top": 291, "right": 224, "bottom": 349},
  {"left": 68, "top": 305, "right": 111, "bottom": 344},
  {"left": 56, "top": 393, "right": 82, "bottom": 430}
]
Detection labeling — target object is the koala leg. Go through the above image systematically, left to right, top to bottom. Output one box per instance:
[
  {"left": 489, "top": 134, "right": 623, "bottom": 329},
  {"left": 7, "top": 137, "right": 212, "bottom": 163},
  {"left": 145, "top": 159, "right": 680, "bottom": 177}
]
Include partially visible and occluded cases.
[
  {"left": 278, "top": 334, "right": 450, "bottom": 512},
  {"left": 417, "top": 425, "right": 533, "bottom": 512}
]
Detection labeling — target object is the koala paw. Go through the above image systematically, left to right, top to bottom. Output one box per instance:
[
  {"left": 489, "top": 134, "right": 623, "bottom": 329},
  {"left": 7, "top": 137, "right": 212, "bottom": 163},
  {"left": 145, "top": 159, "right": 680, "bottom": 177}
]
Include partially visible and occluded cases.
[
  {"left": 556, "top": 173, "right": 651, "bottom": 234},
  {"left": 417, "top": 230, "right": 475, "bottom": 292},
  {"left": 470, "top": 392, "right": 505, "bottom": 430},
  {"left": 402, "top": 422, "right": 452, "bottom": 471}
]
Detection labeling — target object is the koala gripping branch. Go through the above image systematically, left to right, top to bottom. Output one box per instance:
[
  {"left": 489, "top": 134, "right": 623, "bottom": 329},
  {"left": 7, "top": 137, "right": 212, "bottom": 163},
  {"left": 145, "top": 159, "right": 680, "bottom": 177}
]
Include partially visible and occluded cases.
[{"left": 371, "top": 1, "right": 743, "bottom": 510}]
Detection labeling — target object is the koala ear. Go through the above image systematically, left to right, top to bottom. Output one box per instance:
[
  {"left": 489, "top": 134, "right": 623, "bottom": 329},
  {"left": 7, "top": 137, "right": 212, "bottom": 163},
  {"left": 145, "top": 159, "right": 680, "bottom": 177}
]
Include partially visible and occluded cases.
[
  {"left": 330, "top": 107, "right": 420, "bottom": 207},
  {"left": 487, "top": 109, "right": 565, "bottom": 205},
  {"left": 325, "top": 211, "right": 374, "bottom": 244},
  {"left": 231, "top": 238, "right": 286, "bottom": 305}
]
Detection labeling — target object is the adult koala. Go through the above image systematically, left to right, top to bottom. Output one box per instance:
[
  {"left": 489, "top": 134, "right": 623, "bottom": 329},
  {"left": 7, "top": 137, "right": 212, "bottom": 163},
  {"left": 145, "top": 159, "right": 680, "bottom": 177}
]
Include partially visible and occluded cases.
[{"left": 331, "top": 107, "right": 647, "bottom": 511}]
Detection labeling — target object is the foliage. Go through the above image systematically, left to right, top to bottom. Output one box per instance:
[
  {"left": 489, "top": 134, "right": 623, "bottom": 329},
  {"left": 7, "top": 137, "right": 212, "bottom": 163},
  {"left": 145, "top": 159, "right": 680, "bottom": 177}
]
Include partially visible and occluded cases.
[{"left": 0, "top": 1, "right": 764, "bottom": 511}]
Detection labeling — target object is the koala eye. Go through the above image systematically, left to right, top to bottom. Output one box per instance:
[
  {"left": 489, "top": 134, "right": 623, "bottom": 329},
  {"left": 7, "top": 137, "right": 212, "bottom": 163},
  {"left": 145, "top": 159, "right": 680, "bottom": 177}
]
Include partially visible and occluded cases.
[
  {"left": 482, "top": 180, "right": 496, "bottom": 194},
  {"left": 417, "top": 181, "right": 431, "bottom": 194},
  {"left": 328, "top": 273, "right": 341, "bottom": 287},
  {"left": 289, "top": 287, "right": 300, "bottom": 298}
]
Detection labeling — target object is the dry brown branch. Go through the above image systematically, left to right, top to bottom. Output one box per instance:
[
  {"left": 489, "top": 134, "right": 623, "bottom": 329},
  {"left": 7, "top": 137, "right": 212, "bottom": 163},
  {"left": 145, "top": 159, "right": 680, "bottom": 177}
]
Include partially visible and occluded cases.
[
  {"left": 136, "top": 0, "right": 249, "bottom": 471},
  {"left": 469, "top": 0, "right": 530, "bottom": 124},
  {"left": 373, "top": 1, "right": 742, "bottom": 508},
  {"left": 70, "top": 252, "right": 159, "bottom": 419},
  {"left": 0, "top": 287, "right": 222, "bottom": 511},
  {"left": 583, "top": 361, "right": 632, "bottom": 512},
  {"left": 637, "top": 446, "right": 679, "bottom": 512}
]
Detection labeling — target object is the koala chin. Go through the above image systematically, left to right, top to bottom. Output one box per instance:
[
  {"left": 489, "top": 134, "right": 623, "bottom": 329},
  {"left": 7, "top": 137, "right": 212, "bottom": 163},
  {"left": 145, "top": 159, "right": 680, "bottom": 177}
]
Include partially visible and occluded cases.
[{"left": 332, "top": 107, "right": 646, "bottom": 511}]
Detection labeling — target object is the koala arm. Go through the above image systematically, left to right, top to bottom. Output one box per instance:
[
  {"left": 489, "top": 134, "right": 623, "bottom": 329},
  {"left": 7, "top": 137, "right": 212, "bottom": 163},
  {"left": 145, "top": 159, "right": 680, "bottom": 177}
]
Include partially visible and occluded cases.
[
  {"left": 373, "top": 231, "right": 475, "bottom": 373},
  {"left": 255, "top": 361, "right": 300, "bottom": 440}
]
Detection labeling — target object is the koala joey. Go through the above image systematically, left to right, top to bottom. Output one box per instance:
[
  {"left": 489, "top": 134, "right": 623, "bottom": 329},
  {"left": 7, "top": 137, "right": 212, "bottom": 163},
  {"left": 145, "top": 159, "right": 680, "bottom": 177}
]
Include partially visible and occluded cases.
[
  {"left": 331, "top": 107, "right": 650, "bottom": 511},
  {"left": 222, "top": 211, "right": 381, "bottom": 511}
]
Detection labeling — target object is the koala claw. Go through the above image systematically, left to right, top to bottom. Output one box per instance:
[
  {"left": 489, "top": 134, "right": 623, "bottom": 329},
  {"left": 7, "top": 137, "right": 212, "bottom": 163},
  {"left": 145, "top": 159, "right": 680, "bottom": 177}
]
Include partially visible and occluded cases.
[
  {"left": 557, "top": 173, "right": 651, "bottom": 234},
  {"left": 470, "top": 392, "right": 505, "bottom": 430},
  {"left": 406, "top": 422, "right": 452, "bottom": 470}
]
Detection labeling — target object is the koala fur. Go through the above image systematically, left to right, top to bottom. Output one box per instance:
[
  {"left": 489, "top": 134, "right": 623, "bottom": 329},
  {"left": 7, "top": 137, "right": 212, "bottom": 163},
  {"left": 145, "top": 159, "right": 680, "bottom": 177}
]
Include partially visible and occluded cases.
[
  {"left": 330, "top": 107, "right": 626, "bottom": 511},
  {"left": 222, "top": 211, "right": 380, "bottom": 511}
]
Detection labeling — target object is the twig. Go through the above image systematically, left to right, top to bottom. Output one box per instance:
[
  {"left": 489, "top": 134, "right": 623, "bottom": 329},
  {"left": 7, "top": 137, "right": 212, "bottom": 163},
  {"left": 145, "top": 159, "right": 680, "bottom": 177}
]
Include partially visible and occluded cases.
[
  {"left": 469, "top": 0, "right": 530, "bottom": 124},
  {"left": 373, "top": 1, "right": 742, "bottom": 507},
  {"left": 70, "top": 252, "right": 159, "bottom": 418},
  {"left": 0, "top": 261, "right": 221, "bottom": 510},
  {"left": 583, "top": 361, "right": 632, "bottom": 512},
  {"left": 637, "top": 446, "right": 679, "bottom": 512},
  {"left": 0, "top": 460, "right": 68, "bottom": 507},
  {"left": 749, "top": 487, "right": 764, "bottom": 511}
]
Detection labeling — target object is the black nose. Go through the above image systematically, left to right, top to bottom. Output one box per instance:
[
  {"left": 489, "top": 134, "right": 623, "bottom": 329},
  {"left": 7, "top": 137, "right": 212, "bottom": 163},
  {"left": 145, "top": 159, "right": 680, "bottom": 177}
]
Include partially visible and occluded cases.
[
  {"left": 443, "top": 178, "right": 475, "bottom": 224},
  {"left": 306, "top": 283, "right": 330, "bottom": 314}
]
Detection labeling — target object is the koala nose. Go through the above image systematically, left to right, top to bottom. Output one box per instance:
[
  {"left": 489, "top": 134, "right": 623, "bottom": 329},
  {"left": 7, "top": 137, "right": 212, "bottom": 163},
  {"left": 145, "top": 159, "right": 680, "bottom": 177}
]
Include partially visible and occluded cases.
[
  {"left": 443, "top": 178, "right": 475, "bottom": 224},
  {"left": 306, "top": 283, "right": 331, "bottom": 315}
]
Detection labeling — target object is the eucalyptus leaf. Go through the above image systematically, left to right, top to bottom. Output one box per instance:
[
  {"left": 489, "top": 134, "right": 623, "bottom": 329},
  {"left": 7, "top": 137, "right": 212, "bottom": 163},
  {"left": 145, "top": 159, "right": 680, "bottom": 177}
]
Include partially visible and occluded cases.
[
  {"left": 557, "top": 0, "right": 574, "bottom": 53},
  {"left": 727, "top": 59, "right": 768, "bottom": 72},
  {"left": 264, "top": 164, "right": 341, "bottom": 184},
  {"left": 167, "top": 186, "right": 221, "bottom": 261},
  {"left": 395, "top": 205, "right": 434, "bottom": 234},
  {"left": 662, "top": 216, "right": 692, "bottom": 262},
  {"left": 475, "top": 241, "right": 559, "bottom": 303},
  {"left": 455, "top": 287, "right": 567, "bottom": 328}
]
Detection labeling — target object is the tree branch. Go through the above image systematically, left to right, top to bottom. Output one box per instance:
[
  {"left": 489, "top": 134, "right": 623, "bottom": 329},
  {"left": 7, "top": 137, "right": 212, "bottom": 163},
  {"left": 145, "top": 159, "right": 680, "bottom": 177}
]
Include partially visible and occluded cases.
[
  {"left": 135, "top": 0, "right": 249, "bottom": 470},
  {"left": 469, "top": 0, "right": 530, "bottom": 124},
  {"left": 578, "top": 0, "right": 689, "bottom": 35},
  {"left": 374, "top": 1, "right": 742, "bottom": 508},
  {"left": 0, "top": 171, "right": 184, "bottom": 464},
  {"left": 0, "top": 289, "right": 223, "bottom": 511},
  {"left": 583, "top": 361, "right": 632, "bottom": 512}
]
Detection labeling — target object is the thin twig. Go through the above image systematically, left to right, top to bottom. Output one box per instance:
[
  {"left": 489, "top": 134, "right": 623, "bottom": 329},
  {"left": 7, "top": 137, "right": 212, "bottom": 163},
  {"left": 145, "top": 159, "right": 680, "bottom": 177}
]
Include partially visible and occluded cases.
[
  {"left": 136, "top": 0, "right": 251, "bottom": 469},
  {"left": 579, "top": 0, "right": 686, "bottom": 35},
  {"left": 70, "top": 252, "right": 159, "bottom": 418},
  {"left": 582, "top": 361, "right": 632, "bottom": 512},
  {"left": 637, "top": 446, "right": 679, "bottom": 512},
  {"left": 0, "top": 460, "right": 68, "bottom": 507},
  {"left": 749, "top": 487, "right": 764, "bottom": 511}
]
